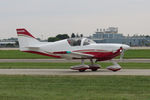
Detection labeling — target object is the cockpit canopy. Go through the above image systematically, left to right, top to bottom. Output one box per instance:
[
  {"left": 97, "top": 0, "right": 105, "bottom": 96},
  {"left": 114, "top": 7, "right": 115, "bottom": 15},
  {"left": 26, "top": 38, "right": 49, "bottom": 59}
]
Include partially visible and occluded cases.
[
  {"left": 67, "top": 38, "right": 96, "bottom": 46},
  {"left": 83, "top": 38, "right": 96, "bottom": 46}
]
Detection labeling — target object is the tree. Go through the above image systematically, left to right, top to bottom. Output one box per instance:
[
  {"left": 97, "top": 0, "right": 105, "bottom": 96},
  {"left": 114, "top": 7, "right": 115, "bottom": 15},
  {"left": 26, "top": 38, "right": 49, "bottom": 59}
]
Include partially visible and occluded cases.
[
  {"left": 71, "top": 33, "right": 76, "bottom": 38},
  {"left": 48, "top": 34, "right": 69, "bottom": 42},
  {"left": 56, "top": 34, "right": 69, "bottom": 40},
  {"left": 80, "top": 34, "right": 83, "bottom": 37},
  {"left": 146, "top": 35, "right": 150, "bottom": 38},
  {"left": 48, "top": 37, "right": 59, "bottom": 42}
]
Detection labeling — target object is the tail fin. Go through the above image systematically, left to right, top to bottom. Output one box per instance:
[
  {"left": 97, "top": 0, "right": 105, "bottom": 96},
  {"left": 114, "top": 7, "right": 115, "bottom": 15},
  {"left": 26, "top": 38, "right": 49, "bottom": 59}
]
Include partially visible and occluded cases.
[{"left": 16, "top": 28, "right": 40, "bottom": 51}]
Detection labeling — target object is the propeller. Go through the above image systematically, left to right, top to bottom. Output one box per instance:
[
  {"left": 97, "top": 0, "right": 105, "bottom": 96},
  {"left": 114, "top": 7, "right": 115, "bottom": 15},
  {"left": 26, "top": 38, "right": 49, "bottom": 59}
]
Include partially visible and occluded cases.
[{"left": 120, "top": 48, "right": 125, "bottom": 61}]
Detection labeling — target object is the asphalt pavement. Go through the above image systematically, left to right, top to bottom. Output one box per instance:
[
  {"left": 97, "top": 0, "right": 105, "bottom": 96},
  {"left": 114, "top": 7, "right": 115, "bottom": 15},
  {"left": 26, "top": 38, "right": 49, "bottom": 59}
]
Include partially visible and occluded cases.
[{"left": 0, "top": 69, "right": 150, "bottom": 76}]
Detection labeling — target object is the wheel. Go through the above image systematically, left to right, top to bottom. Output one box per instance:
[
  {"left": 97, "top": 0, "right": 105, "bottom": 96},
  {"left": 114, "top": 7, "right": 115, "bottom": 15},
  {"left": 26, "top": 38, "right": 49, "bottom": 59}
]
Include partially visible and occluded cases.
[
  {"left": 91, "top": 68, "right": 98, "bottom": 71},
  {"left": 107, "top": 68, "right": 121, "bottom": 72},
  {"left": 112, "top": 68, "right": 121, "bottom": 72},
  {"left": 79, "top": 69, "right": 86, "bottom": 72},
  {"left": 112, "top": 70, "right": 118, "bottom": 72}
]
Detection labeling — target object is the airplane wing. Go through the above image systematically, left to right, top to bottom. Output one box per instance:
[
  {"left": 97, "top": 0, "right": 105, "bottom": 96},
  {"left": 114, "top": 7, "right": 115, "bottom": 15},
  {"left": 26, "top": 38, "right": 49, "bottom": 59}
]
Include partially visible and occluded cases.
[
  {"left": 53, "top": 51, "right": 94, "bottom": 59},
  {"left": 71, "top": 52, "right": 94, "bottom": 58}
]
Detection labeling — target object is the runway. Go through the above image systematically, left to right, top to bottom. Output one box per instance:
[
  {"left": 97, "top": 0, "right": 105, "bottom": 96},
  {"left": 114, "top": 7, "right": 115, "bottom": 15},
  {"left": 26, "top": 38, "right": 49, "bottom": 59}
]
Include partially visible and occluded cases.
[
  {"left": 0, "top": 59, "right": 150, "bottom": 63},
  {"left": 0, "top": 69, "right": 150, "bottom": 76}
]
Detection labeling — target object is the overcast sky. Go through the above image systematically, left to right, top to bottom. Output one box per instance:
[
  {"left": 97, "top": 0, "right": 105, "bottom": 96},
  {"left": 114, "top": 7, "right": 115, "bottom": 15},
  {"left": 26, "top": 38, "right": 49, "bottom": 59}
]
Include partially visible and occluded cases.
[{"left": 0, "top": 0, "right": 150, "bottom": 39}]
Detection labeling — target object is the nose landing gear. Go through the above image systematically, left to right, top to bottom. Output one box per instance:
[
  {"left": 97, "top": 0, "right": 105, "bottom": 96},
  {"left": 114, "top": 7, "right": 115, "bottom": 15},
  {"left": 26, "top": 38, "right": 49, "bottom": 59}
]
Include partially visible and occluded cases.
[{"left": 107, "top": 61, "right": 121, "bottom": 72}]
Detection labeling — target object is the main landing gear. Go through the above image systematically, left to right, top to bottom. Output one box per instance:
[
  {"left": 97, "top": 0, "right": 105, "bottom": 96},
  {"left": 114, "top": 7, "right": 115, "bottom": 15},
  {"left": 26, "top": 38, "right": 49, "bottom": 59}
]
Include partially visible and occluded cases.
[
  {"left": 70, "top": 59, "right": 100, "bottom": 72},
  {"left": 70, "top": 59, "right": 121, "bottom": 72}
]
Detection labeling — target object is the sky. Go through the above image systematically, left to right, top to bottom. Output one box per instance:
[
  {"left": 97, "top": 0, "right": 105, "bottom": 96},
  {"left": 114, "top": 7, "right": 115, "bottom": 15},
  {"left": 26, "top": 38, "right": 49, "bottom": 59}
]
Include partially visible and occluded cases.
[{"left": 0, "top": 0, "right": 150, "bottom": 39}]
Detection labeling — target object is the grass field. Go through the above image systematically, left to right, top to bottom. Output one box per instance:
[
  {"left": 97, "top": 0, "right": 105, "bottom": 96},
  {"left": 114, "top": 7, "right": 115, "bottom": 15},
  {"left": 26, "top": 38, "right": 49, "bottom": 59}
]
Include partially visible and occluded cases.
[
  {"left": 0, "top": 49, "right": 150, "bottom": 59},
  {"left": 123, "top": 49, "right": 150, "bottom": 59},
  {"left": 0, "top": 50, "right": 50, "bottom": 59},
  {"left": 0, "top": 50, "right": 150, "bottom": 100},
  {"left": 0, "top": 62, "right": 150, "bottom": 69},
  {"left": 0, "top": 75, "right": 150, "bottom": 100}
]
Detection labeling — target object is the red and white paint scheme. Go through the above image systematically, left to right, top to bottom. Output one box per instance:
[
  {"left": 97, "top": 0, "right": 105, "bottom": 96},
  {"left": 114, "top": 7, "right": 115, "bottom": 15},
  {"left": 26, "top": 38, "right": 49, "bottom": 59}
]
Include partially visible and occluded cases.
[{"left": 16, "top": 28, "right": 130, "bottom": 72}]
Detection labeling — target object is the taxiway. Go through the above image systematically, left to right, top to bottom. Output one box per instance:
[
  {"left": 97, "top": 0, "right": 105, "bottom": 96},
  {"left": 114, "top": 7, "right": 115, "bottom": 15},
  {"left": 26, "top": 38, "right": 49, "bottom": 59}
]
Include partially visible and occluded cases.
[{"left": 0, "top": 69, "right": 150, "bottom": 76}]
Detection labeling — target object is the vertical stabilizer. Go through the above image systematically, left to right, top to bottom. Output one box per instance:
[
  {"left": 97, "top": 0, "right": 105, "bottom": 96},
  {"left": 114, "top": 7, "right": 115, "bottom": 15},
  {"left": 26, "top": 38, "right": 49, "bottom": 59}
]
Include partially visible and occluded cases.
[{"left": 16, "top": 28, "right": 40, "bottom": 51}]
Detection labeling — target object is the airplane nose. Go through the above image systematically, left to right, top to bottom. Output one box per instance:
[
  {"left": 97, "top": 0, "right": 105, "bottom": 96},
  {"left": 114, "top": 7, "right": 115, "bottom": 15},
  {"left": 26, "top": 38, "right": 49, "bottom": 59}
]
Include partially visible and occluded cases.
[{"left": 122, "top": 44, "right": 130, "bottom": 50}]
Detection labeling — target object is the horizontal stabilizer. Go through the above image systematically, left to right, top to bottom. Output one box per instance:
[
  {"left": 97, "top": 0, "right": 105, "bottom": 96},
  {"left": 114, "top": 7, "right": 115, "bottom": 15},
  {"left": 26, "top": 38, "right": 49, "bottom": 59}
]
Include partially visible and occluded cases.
[
  {"left": 25, "top": 44, "right": 44, "bottom": 49},
  {"left": 26, "top": 46, "right": 40, "bottom": 49}
]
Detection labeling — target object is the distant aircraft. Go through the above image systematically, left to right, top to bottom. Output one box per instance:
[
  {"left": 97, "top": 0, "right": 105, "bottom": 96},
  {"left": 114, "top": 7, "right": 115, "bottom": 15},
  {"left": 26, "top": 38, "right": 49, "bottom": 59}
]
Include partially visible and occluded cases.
[{"left": 16, "top": 28, "right": 130, "bottom": 72}]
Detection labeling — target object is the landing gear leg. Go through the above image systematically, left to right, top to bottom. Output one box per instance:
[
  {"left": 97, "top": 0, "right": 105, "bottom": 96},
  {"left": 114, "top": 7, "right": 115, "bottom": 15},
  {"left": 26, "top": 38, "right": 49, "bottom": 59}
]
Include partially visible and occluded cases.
[
  {"left": 70, "top": 59, "right": 89, "bottom": 72},
  {"left": 71, "top": 59, "right": 100, "bottom": 72},
  {"left": 79, "top": 59, "right": 86, "bottom": 72},
  {"left": 81, "top": 59, "right": 84, "bottom": 65},
  {"left": 89, "top": 59, "right": 100, "bottom": 71},
  {"left": 107, "top": 60, "right": 121, "bottom": 72}
]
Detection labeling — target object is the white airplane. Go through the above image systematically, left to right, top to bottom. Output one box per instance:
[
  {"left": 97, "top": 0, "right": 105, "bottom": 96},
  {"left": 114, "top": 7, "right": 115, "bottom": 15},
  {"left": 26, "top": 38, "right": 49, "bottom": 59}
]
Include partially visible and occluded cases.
[{"left": 16, "top": 28, "right": 130, "bottom": 72}]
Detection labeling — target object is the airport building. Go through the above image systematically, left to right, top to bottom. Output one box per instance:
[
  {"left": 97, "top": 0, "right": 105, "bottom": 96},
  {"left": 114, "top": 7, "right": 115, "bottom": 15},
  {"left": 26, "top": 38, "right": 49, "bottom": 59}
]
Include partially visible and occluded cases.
[
  {"left": 89, "top": 27, "right": 150, "bottom": 46},
  {"left": 0, "top": 38, "right": 18, "bottom": 47}
]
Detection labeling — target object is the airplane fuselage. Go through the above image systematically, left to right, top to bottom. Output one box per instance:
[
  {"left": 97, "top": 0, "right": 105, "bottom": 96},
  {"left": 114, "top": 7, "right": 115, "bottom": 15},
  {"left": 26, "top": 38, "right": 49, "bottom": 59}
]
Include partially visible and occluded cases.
[
  {"left": 16, "top": 28, "right": 130, "bottom": 72},
  {"left": 22, "top": 38, "right": 129, "bottom": 61}
]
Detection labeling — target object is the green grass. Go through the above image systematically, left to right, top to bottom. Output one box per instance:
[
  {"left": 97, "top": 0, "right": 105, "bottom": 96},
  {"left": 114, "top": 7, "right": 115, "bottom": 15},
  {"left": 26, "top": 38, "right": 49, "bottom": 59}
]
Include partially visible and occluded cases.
[
  {"left": 0, "top": 49, "right": 150, "bottom": 59},
  {"left": 123, "top": 49, "right": 150, "bottom": 59},
  {"left": 0, "top": 50, "right": 50, "bottom": 59},
  {"left": 0, "top": 62, "right": 150, "bottom": 69},
  {"left": 0, "top": 62, "right": 110, "bottom": 69},
  {"left": 119, "top": 63, "right": 150, "bottom": 69},
  {"left": 0, "top": 75, "right": 150, "bottom": 100}
]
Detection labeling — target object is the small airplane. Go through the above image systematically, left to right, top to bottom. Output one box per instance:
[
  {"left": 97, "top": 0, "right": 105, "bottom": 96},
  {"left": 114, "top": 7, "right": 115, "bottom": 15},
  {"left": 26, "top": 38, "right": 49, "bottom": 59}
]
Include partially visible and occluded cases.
[{"left": 16, "top": 28, "right": 130, "bottom": 72}]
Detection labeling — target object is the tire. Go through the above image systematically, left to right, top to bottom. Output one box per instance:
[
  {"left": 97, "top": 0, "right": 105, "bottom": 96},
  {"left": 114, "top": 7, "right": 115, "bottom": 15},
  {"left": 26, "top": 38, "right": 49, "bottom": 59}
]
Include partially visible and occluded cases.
[
  {"left": 91, "top": 68, "right": 98, "bottom": 71},
  {"left": 79, "top": 69, "right": 85, "bottom": 72}
]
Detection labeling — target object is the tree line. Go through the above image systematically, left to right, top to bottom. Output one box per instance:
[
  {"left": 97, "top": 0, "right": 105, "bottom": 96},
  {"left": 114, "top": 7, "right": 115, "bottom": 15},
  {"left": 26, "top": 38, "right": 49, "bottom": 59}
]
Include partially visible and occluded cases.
[{"left": 48, "top": 33, "right": 83, "bottom": 42}]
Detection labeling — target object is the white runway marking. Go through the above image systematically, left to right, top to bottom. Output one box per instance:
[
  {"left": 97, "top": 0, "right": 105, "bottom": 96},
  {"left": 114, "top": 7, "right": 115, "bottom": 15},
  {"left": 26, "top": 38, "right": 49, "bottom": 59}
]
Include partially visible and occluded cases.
[{"left": 0, "top": 69, "right": 150, "bottom": 76}]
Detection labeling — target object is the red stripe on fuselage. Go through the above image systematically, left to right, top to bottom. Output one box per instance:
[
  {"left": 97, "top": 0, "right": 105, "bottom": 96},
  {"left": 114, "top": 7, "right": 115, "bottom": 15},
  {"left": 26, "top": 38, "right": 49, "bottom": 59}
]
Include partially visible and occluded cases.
[
  {"left": 73, "top": 48, "right": 122, "bottom": 61},
  {"left": 93, "top": 48, "right": 122, "bottom": 61},
  {"left": 73, "top": 49, "right": 106, "bottom": 52},
  {"left": 23, "top": 51, "right": 61, "bottom": 58},
  {"left": 53, "top": 51, "right": 67, "bottom": 54},
  {"left": 84, "top": 52, "right": 113, "bottom": 58}
]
